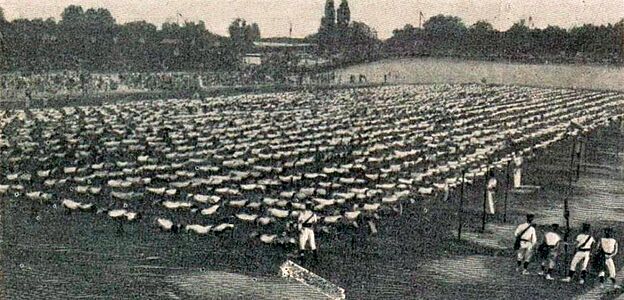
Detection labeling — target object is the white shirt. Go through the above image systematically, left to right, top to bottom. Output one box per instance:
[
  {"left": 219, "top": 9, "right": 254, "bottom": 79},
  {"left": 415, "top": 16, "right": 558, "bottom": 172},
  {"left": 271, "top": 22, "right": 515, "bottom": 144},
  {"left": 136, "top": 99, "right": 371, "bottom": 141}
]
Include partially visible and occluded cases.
[
  {"left": 514, "top": 156, "right": 523, "bottom": 168},
  {"left": 487, "top": 178, "right": 497, "bottom": 191},
  {"left": 298, "top": 210, "right": 318, "bottom": 226},
  {"left": 514, "top": 223, "right": 537, "bottom": 245},
  {"left": 545, "top": 232, "right": 561, "bottom": 247},
  {"left": 575, "top": 234, "right": 595, "bottom": 251},
  {"left": 601, "top": 238, "right": 618, "bottom": 257}
]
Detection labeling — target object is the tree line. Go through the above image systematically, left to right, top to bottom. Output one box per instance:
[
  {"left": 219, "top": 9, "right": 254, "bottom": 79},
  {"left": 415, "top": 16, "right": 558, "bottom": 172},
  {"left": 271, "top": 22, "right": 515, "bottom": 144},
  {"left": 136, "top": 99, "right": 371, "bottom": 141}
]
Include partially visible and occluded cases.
[
  {"left": 311, "top": 0, "right": 382, "bottom": 65},
  {"left": 1, "top": 4, "right": 623, "bottom": 73},
  {"left": 0, "top": 5, "right": 261, "bottom": 72},
  {"left": 385, "top": 15, "right": 624, "bottom": 64}
]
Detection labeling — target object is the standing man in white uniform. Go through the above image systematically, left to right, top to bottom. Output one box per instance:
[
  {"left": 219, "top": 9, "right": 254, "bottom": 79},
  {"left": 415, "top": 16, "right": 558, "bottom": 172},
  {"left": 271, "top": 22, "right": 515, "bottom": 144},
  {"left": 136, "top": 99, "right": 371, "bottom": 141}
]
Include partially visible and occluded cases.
[
  {"left": 513, "top": 153, "right": 523, "bottom": 189},
  {"left": 486, "top": 172, "right": 498, "bottom": 215},
  {"left": 298, "top": 203, "right": 318, "bottom": 261},
  {"left": 514, "top": 214, "right": 537, "bottom": 274},
  {"left": 538, "top": 223, "right": 561, "bottom": 280},
  {"left": 562, "top": 223, "right": 594, "bottom": 284},
  {"left": 598, "top": 227, "right": 620, "bottom": 288}
]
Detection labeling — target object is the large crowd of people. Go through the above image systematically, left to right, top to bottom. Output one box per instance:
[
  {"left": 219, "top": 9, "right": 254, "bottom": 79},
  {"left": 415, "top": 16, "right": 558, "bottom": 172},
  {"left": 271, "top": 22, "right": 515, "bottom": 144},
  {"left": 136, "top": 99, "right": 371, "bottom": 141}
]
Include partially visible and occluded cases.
[
  {"left": 118, "top": 68, "right": 280, "bottom": 91},
  {"left": 0, "top": 69, "right": 349, "bottom": 102},
  {"left": 0, "top": 71, "right": 244, "bottom": 101},
  {"left": 0, "top": 72, "right": 118, "bottom": 100},
  {"left": 0, "top": 84, "right": 621, "bottom": 265}
]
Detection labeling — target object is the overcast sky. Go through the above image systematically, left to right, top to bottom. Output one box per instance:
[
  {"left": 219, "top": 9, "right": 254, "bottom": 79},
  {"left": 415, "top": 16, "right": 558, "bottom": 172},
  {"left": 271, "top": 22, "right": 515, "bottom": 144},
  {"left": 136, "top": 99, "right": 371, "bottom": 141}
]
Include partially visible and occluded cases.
[{"left": 1, "top": 0, "right": 623, "bottom": 39}]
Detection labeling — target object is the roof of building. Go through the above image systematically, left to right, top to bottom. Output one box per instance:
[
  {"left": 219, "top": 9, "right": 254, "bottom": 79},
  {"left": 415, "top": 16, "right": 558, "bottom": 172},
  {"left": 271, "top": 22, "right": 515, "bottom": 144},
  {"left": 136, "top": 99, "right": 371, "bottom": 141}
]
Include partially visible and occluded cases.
[{"left": 253, "top": 41, "right": 314, "bottom": 48}]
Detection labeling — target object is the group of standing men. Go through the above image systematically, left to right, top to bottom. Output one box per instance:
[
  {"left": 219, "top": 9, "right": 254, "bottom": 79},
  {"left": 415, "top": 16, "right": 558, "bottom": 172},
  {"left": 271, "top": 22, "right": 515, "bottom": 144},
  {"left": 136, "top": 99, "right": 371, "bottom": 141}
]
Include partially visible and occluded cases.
[
  {"left": 486, "top": 153, "right": 524, "bottom": 216},
  {"left": 515, "top": 214, "right": 620, "bottom": 288}
]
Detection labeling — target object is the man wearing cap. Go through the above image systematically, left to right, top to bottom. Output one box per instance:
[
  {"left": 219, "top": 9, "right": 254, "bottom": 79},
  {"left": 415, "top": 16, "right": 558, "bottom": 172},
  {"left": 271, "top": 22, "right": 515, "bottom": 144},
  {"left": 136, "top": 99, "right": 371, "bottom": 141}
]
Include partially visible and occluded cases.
[
  {"left": 298, "top": 203, "right": 318, "bottom": 261},
  {"left": 514, "top": 214, "right": 537, "bottom": 275},
  {"left": 538, "top": 223, "right": 561, "bottom": 280},
  {"left": 562, "top": 223, "right": 594, "bottom": 284},
  {"left": 597, "top": 227, "right": 620, "bottom": 288}
]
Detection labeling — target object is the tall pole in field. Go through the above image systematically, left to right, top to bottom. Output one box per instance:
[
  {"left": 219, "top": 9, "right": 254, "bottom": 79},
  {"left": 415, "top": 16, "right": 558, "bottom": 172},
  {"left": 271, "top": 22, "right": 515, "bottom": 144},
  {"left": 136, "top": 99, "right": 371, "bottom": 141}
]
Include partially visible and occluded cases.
[
  {"left": 618, "top": 115, "right": 624, "bottom": 161},
  {"left": 617, "top": 118, "right": 621, "bottom": 161},
  {"left": 583, "top": 134, "right": 588, "bottom": 172},
  {"left": 564, "top": 135, "right": 576, "bottom": 260},
  {"left": 570, "top": 136, "right": 576, "bottom": 169},
  {"left": 576, "top": 136, "right": 583, "bottom": 181},
  {"left": 503, "top": 160, "right": 511, "bottom": 223},
  {"left": 481, "top": 164, "right": 490, "bottom": 233},
  {"left": 457, "top": 169, "right": 465, "bottom": 241}
]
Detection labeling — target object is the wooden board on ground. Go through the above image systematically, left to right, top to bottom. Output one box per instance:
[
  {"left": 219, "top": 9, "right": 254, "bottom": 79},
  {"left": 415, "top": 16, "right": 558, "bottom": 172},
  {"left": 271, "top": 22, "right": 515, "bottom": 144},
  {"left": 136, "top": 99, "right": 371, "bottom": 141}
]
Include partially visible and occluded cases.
[{"left": 280, "top": 260, "right": 346, "bottom": 300}]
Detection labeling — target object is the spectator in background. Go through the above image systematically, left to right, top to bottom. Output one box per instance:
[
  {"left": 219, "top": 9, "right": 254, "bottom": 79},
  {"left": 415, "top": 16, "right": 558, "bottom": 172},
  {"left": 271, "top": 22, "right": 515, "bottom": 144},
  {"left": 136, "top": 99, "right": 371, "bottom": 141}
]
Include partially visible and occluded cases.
[
  {"left": 513, "top": 152, "right": 523, "bottom": 188},
  {"left": 486, "top": 171, "right": 497, "bottom": 215}
]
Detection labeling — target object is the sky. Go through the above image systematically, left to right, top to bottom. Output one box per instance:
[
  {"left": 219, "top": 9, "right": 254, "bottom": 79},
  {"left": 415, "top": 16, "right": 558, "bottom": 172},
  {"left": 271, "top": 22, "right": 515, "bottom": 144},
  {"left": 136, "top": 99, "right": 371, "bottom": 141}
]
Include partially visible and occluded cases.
[{"left": 1, "top": 0, "right": 623, "bottom": 39}]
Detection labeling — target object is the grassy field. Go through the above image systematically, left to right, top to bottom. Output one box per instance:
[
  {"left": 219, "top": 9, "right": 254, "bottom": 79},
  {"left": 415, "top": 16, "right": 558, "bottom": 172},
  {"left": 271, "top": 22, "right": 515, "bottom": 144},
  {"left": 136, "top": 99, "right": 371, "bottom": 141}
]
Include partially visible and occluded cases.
[
  {"left": 336, "top": 57, "right": 624, "bottom": 92},
  {"left": 1, "top": 83, "right": 624, "bottom": 299},
  {"left": 2, "top": 119, "right": 624, "bottom": 300}
]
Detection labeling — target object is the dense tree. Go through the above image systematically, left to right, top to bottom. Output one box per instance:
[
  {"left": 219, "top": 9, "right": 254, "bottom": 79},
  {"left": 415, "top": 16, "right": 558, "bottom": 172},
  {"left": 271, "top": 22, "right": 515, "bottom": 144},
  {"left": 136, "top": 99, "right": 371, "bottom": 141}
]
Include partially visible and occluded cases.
[
  {"left": 318, "top": 0, "right": 336, "bottom": 53},
  {"left": 322, "top": 0, "right": 336, "bottom": 29},
  {"left": 335, "top": 0, "right": 351, "bottom": 49},
  {"left": 336, "top": 0, "right": 350, "bottom": 30},
  {"left": 2, "top": 4, "right": 622, "bottom": 72},
  {"left": 0, "top": 5, "right": 254, "bottom": 71},
  {"left": 60, "top": 5, "right": 84, "bottom": 26},
  {"left": 0, "top": 6, "right": 7, "bottom": 54},
  {"left": 0, "top": 6, "right": 6, "bottom": 69},
  {"left": 82, "top": 8, "right": 117, "bottom": 68},
  {"left": 423, "top": 15, "right": 467, "bottom": 55},
  {"left": 388, "top": 16, "right": 623, "bottom": 64},
  {"left": 228, "top": 18, "right": 259, "bottom": 50},
  {"left": 503, "top": 20, "right": 531, "bottom": 57},
  {"left": 615, "top": 20, "right": 624, "bottom": 59},
  {"left": 118, "top": 21, "right": 158, "bottom": 70},
  {"left": 468, "top": 21, "right": 498, "bottom": 57},
  {"left": 338, "top": 22, "right": 381, "bottom": 62},
  {"left": 249, "top": 23, "right": 261, "bottom": 41},
  {"left": 384, "top": 24, "right": 426, "bottom": 56},
  {"left": 391, "top": 24, "right": 422, "bottom": 39},
  {"left": 567, "top": 24, "right": 618, "bottom": 60},
  {"left": 537, "top": 26, "right": 568, "bottom": 56}
]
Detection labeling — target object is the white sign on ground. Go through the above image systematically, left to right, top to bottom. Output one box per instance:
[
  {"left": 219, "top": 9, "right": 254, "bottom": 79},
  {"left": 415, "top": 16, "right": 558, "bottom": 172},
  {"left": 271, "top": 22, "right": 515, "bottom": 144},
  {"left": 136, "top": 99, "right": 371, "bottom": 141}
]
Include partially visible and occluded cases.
[{"left": 280, "top": 260, "right": 346, "bottom": 300}]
